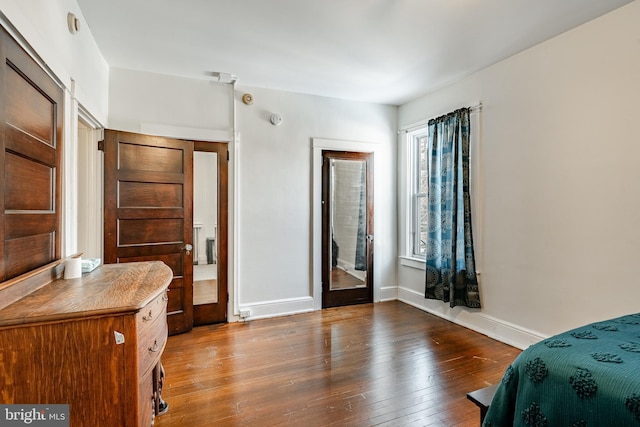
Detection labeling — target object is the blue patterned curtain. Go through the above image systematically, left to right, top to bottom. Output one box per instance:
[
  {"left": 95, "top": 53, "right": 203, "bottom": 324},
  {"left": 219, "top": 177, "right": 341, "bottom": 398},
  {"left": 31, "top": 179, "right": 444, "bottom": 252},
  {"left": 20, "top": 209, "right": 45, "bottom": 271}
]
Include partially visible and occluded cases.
[{"left": 424, "top": 108, "right": 480, "bottom": 308}]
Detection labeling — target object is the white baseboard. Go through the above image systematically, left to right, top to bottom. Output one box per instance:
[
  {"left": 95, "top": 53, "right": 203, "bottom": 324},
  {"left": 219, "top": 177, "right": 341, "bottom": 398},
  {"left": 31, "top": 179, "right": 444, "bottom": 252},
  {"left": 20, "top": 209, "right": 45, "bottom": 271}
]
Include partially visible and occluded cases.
[
  {"left": 234, "top": 286, "right": 544, "bottom": 350},
  {"left": 239, "top": 286, "right": 399, "bottom": 321},
  {"left": 379, "top": 286, "right": 398, "bottom": 302},
  {"left": 397, "top": 286, "right": 546, "bottom": 350},
  {"left": 238, "top": 296, "right": 315, "bottom": 321}
]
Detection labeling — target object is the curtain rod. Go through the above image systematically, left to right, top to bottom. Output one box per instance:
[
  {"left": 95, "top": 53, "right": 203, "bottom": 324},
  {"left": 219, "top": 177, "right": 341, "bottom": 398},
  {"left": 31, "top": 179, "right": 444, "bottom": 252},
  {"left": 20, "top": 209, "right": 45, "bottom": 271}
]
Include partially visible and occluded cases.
[{"left": 397, "top": 102, "right": 482, "bottom": 134}]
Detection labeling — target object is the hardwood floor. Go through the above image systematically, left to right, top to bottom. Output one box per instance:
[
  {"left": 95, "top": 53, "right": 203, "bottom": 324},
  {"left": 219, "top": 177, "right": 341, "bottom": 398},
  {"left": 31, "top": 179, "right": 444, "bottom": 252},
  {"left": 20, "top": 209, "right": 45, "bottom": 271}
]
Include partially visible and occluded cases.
[
  {"left": 194, "top": 263, "right": 218, "bottom": 304},
  {"left": 331, "top": 267, "right": 365, "bottom": 289},
  {"left": 194, "top": 279, "right": 217, "bottom": 305},
  {"left": 156, "top": 301, "right": 519, "bottom": 427}
]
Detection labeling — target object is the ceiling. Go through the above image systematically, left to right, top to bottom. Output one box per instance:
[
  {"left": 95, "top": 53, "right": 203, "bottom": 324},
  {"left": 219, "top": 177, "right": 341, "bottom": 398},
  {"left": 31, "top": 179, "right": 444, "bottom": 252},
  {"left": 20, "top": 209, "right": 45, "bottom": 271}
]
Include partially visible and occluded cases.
[{"left": 76, "top": 0, "right": 633, "bottom": 106}]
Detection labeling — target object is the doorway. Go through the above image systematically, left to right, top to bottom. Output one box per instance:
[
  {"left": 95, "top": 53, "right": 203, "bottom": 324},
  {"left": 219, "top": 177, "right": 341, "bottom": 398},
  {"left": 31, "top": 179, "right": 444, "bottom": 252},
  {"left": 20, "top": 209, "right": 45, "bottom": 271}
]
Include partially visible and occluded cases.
[
  {"left": 76, "top": 118, "right": 103, "bottom": 260},
  {"left": 103, "top": 130, "right": 228, "bottom": 334},
  {"left": 193, "top": 141, "right": 228, "bottom": 326},
  {"left": 322, "top": 150, "right": 373, "bottom": 308}
]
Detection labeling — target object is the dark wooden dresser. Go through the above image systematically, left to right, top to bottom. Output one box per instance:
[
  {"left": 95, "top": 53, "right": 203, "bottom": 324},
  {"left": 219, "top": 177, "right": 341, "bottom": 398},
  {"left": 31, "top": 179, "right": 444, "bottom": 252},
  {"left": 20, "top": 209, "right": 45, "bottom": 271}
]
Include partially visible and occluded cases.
[{"left": 0, "top": 261, "right": 172, "bottom": 427}]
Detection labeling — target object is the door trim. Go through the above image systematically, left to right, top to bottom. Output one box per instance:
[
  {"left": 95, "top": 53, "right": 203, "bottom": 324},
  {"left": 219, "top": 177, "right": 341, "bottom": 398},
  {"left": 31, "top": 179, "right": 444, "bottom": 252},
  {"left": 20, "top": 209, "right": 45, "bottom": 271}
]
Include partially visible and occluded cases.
[{"left": 312, "top": 138, "right": 380, "bottom": 311}]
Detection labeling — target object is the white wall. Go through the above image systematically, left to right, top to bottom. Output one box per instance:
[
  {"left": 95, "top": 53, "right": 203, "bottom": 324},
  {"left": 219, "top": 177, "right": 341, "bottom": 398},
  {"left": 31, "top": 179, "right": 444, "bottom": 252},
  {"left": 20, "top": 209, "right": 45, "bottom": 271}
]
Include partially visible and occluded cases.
[
  {"left": 0, "top": 0, "right": 109, "bottom": 123},
  {"left": 397, "top": 1, "right": 640, "bottom": 348},
  {"left": 108, "top": 68, "right": 232, "bottom": 134},
  {"left": 108, "top": 71, "right": 397, "bottom": 320},
  {"left": 235, "top": 86, "right": 397, "bottom": 318}
]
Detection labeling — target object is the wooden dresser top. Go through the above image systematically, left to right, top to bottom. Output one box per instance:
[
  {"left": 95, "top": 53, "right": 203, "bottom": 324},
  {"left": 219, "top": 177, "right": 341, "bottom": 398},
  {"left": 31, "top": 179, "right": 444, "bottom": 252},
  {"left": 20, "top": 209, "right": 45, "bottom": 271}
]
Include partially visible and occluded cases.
[{"left": 0, "top": 261, "right": 172, "bottom": 327}]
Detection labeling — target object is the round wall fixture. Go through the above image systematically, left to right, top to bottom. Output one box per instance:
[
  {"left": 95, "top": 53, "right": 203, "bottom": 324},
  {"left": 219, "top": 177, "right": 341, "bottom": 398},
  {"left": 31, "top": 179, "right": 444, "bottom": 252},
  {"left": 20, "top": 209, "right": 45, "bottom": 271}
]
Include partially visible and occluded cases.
[
  {"left": 67, "top": 12, "right": 80, "bottom": 34},
  {"left": 242, "top": 93, "right": 254, "bottom": 105},
  {"left": 270, "top": 113, "right": 283, "bottom": 126}
]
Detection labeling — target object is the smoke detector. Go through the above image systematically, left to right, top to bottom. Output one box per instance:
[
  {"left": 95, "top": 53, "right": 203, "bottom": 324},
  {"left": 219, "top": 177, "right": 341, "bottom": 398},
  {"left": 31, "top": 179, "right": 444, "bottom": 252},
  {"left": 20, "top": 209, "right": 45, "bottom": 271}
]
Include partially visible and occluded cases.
[{"left": 270, "top": 113, "right": 283, "bottom": 126}]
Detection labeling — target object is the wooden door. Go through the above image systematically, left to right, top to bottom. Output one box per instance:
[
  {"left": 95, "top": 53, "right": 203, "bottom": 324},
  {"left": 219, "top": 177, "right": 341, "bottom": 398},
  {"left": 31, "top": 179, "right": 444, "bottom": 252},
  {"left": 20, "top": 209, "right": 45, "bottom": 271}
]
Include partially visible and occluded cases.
[
  {"left": 0, "top": 26, "right": 63, "bottom": 282},
  {"left": 103, "top": 130, "right": 193, "bottom": 335},
  {"left": 322, "top": 151, "right": 374, "bottom": 308}
]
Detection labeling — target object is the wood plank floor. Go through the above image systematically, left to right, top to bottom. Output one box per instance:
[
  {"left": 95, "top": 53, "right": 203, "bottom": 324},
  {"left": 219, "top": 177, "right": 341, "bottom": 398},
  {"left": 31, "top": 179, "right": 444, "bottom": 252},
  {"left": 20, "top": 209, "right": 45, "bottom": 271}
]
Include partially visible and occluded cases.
[
  {"left": 331, "top": 267, "right": 365, "bottom": 289},
  {"left": 155, "top": 301, "right": 519, "bottom": 427}
]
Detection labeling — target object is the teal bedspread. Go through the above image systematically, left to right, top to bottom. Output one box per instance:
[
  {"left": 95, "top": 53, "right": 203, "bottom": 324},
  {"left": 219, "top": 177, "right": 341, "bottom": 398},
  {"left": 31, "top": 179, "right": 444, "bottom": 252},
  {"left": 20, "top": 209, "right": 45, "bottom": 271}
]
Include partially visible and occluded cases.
[{"left": 483, "top": 313, "right": 640, "bottom": 426}]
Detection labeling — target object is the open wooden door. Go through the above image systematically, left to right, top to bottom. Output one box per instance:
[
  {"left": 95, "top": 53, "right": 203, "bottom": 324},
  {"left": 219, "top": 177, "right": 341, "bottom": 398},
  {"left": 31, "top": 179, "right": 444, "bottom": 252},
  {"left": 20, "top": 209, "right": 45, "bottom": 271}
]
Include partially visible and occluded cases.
[
  {"left": 103, "top": 130, "right": 193, "bottom": 335},
  {"left": 322, "top": 150, "right": 374, "bottom": 308}
]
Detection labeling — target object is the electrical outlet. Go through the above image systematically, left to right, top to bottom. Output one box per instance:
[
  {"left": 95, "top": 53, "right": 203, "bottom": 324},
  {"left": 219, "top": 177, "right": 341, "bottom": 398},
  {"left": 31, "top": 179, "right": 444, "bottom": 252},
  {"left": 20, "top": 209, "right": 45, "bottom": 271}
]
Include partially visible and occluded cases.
[{"left": 240, "top": 309, "right": 251, "bottom": 319}]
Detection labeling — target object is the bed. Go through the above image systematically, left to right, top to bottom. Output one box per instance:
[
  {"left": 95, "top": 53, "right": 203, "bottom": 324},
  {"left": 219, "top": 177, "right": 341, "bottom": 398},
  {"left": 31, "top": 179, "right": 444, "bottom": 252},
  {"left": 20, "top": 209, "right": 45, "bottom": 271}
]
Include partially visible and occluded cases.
[{"left": 483, "top": 312, "right": 640, "bottom": 426}]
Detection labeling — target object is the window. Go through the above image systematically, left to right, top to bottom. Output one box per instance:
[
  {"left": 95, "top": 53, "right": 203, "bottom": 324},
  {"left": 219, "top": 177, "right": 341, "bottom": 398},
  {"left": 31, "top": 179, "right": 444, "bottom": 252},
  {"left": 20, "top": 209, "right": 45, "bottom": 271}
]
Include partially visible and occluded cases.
[{"left": 407, "top": 128, "right": 429, "bottom": 259}]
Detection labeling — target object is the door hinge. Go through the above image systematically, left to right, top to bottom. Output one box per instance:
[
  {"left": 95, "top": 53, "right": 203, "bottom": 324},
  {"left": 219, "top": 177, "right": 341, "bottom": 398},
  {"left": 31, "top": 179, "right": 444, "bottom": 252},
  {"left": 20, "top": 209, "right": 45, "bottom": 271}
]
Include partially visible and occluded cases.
[
  {"left": 97, "top": 140, "right": 104, "bottom": 151},
  {"left": 227, "top": 150, "right": 229, "bottom": 161}
]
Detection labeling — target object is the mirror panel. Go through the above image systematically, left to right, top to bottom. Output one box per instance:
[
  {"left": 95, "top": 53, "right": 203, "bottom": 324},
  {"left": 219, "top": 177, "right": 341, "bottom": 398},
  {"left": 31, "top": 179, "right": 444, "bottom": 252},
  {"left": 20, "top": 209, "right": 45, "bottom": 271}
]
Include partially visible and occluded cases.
[
  {"left": 193, "top": 151, "right": 218, "bottom": 305},
  {"left": 329, "top": 158, "right": 367, "bottom": 291}
]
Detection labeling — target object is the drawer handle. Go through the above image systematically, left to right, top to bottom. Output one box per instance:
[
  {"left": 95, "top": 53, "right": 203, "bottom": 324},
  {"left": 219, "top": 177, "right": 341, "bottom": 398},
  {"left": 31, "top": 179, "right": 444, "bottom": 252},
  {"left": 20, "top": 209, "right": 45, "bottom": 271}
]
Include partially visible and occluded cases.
[
  {"left": 143, "top": 310, "right": 153, "bottom": 322},
  {"left": 148, "top": 340, "right": 160, "bottom": 352}
]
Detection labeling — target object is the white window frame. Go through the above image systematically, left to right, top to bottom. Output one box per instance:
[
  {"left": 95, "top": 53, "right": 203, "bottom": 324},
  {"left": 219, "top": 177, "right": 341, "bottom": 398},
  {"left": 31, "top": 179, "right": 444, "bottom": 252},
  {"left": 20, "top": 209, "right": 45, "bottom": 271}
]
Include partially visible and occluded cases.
[{"left": 407, "top": 127, "right": 430, "bottom": 260}]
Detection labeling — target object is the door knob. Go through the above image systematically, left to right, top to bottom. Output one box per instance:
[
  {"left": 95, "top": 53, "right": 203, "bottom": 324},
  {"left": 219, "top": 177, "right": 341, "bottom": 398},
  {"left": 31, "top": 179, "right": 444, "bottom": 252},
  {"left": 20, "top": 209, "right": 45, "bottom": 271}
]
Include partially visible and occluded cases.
[{"left": 183, "top": 244, "right": 193, "bottom": 255}]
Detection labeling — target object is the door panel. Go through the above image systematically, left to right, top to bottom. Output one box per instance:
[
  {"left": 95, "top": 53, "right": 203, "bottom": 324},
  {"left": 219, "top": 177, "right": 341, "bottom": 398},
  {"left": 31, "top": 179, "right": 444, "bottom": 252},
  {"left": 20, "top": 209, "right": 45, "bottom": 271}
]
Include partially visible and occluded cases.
[
  {"left": 103, "top": 130, "right": 193, "bottom": 335},
  {"left": 322, "top": 151, "right": 373, "bottom": 308},
  {"left": 119, "top": 182, "right": 183, "bottom": 207},
  {"left": 118, "top": 218, "right": 184, "bottom": 245}
]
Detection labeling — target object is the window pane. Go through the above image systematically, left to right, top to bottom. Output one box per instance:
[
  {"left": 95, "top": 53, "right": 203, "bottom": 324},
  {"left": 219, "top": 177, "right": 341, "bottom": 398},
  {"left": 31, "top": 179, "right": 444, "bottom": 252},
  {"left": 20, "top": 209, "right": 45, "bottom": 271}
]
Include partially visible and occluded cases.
[
  {"left": 409, "top": 130, "right": 430, "bottom": 259},
  {"left": 418, "top": 135, "right": 429, "bottom": 194},
  {"left": 416, "top": 194, "right": 429, "bottom": 256}
]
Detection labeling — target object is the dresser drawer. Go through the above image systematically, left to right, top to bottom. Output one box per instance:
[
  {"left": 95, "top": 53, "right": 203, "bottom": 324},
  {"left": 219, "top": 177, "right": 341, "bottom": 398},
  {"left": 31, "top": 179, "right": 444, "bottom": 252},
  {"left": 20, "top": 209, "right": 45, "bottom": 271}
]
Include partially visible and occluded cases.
[
  {"left": 136, "top": 291, "right": 168, "bottom": 332},
  {"left": 137, "top": 293, "right": 168, "bottom": 377},
  {"left": 138, "top": 316, "right": 167, "bottom": 377}
]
